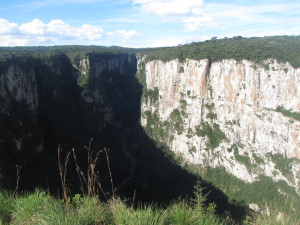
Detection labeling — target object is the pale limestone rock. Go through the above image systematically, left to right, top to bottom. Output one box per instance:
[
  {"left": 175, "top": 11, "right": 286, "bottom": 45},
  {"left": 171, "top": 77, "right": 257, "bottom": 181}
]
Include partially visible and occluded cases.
[
  {"left": 140, "top": 57, "right": 300, "bottom": 194},
  {"left": 249, "top": 203, "right": 260, "bottom": 212}
]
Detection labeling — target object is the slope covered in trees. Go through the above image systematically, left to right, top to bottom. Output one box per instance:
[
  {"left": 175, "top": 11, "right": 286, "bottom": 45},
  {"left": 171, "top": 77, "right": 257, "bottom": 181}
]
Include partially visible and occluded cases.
[{"left": 143, "top": 36, "right": 300, "bottom": 67}]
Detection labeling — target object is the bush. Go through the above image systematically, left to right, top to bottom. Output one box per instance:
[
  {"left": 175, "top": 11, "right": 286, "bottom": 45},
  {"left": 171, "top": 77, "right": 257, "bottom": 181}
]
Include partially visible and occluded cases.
[
  {"left": 275, "top": 106, "right": 300, "bottom": 121},
  {"left": 195, "top": 122, "right": 227, "bottom": 149}
]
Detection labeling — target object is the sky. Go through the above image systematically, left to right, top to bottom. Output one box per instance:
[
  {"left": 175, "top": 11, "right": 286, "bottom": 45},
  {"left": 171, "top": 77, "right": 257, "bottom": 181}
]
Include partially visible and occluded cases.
[{"left": 0, "top": 0, "right": 299, "bottom": 47}]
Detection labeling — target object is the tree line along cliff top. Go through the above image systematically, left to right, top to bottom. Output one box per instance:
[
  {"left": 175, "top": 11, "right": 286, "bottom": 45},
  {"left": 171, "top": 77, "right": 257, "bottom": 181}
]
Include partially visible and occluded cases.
[
  {"left": 0, "top": 35, "right": 299, "bottom": 68},
  {"left": 142, "top": 35, "right": 300, "bottom": 68}
]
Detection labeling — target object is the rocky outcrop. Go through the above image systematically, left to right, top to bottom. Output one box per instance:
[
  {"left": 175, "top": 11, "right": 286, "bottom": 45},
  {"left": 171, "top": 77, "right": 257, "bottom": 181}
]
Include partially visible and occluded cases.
[
  {"left": 0, "top": 52, "right": 137, "bottom": 190},
  {"left": 75, "top": 53, "right": 138, "bottom": 128},
  {"left": 140, "top": 57, "right": 300, "bottom": 193},
  {"left": 0, "top": 65, "right": 38, "bottom": 112}
]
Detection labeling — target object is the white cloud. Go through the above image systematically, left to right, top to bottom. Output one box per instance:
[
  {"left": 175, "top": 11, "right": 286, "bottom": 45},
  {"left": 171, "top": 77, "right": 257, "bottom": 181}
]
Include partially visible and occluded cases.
[
  {"left": 132, "top": 0, "right": 216, "bottom": 30},
  {"left": 132, "top": 0, "right": 204, "bottom": 16},
  {"left": 203, "top": 2, "right": 300, "bottom": 26},
  {"left": 184, "top": 15, "right": 217, "bottom": 30},
  {"left": 0, "top": 18, "right": 138, "bottom": 46},
  {"left": 19, "top": 18, "right": 46, "bottom": 35},
  {"left": 0, "top": 19, "right": 18, "bottom": 34},
  {"left": 115, "top": 30, "right": 138, "bottom": 40},
  {"left": 0, "top": 35, "right": 30, "bottom": 46}
]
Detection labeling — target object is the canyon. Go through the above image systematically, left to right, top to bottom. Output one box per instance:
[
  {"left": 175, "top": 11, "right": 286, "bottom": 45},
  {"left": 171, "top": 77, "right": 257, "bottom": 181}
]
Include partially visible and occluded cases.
[{"left": 0, "top": 37, "right": 299, "bottom": 215}]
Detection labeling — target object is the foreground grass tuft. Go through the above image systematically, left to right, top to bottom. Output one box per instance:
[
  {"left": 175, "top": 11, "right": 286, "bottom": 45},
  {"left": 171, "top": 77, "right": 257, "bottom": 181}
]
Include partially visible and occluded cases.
[
  {"left": 1, "top": 188, "right": 299, "bottom": 225},
  {"left": 0, "top": 190, "right": 14, "bottom": 224},
  {"left": 9, "top": 190, "right": 110, "bottom": 225},
  {"left": 110, "top": 199, "right": 165, "bottom": 225}
]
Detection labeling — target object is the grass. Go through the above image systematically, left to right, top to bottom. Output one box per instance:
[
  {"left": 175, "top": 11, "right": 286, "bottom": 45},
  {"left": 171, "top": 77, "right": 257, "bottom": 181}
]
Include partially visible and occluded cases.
[
  {"left": 1, "top": 144, "right": 298, "bottom": 225},
  {"left": 0, "top": 184, "right": 226, "bottom": 225},
  {"left": 1, "top": 185, "right": 298, "bottom": 224},
  {"left": 2, "top": 189, "right": 110, "bottom": 225},
  {"left": 0, "top": 190, "right": 14, "bottom": 224},
  {"left": 249, "top": 200, "right": 300, "bottom": 225}
]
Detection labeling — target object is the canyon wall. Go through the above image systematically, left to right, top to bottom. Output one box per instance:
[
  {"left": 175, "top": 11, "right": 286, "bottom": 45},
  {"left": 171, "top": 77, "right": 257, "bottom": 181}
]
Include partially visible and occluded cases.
[
  {"left": 0, "top": 48, "right": 299, "bottom": 206},
  {"left": 0, "top": 53, "right": 137, "bottom": 189},
  {"left": 139, "top": 57, "right": 300, "bottom": 193}
]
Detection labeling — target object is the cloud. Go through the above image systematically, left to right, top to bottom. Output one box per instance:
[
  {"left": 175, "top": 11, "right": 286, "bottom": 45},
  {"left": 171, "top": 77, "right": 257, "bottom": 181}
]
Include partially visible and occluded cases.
[
  {"left": 16, "top": 0, "right": 105, "bottom": 11},
  {"left": 132, "top": 0, "right": 215, "bottom": 30},
  {"left": 132, "top": 0, "right": 204, "bottom": 16},
  {"left": 203, "top": 2, "right": 300, "bottom": 26},
  {"left": 183, "top": 15, "right": 217, "bottom": 30},
  {"left": 0, "top": 18, "right": 138, "bottom": 46},
  {"left": 19, "top": 18, "right": 46, "bottom": 35},
  {"left": 0, "top": 19, "right": 18, "bottom": 34},
  {"left": 115, "top": 30, "right": 138, "bottom": 40}
]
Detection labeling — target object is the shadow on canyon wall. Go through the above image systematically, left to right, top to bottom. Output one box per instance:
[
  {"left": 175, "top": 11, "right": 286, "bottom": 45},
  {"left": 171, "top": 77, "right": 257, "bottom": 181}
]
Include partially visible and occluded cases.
[{"left": 0, "top": 53, "right": 249, "bottom": 222}]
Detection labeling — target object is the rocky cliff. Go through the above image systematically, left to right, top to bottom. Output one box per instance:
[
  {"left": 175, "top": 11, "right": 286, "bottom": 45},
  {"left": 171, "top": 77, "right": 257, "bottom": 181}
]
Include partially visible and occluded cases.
[
  {"left": 1, "top": 39, "right": 300, "bottom": 213},
  {"left": 0, "top": 52, "right": 137, "bottom": 190},
  {"left": 139, "top": 57, "right": 300, "bottom": 194}
]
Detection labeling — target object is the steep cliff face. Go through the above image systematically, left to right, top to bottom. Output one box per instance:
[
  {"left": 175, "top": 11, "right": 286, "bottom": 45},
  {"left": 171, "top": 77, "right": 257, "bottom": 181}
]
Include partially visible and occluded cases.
[
  {"left": 0, "top": 52, "right": 137, "bottom": 190},
  {"left": 75, "top": 53, "right": 138, "bottom": 128},
  {"left": 139, "top": 57, "right": 300, "bottom": 193},
  {"left": 0, "top": 58, "right": 47, "bottom": 188},
  {"left": 0, "top": 65, "right": 38, "bottom": 112}
]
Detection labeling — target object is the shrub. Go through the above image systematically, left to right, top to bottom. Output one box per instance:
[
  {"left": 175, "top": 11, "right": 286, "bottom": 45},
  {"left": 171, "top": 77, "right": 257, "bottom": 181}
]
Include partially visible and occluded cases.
[
  {"left": 275, "top": 106, "right": 300, "bottom": 121},
  {"left": 195, "top": 122, "right": 226, "bottom": 149}
]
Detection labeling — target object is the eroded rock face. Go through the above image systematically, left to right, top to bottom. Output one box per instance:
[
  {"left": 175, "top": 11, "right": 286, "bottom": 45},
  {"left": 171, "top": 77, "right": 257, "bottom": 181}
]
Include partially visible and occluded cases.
[
  {"left": 0, "top": 53, "right": 137, "bottom": 190},
  {"left": 75, "top": 53, "right": 138, "bottom": 128},
  {"left": 140, "top": 57, "right": 300, "bottom": 193},
  {"left": 0, "top": 65, "right": 38, "bottom": 112}
]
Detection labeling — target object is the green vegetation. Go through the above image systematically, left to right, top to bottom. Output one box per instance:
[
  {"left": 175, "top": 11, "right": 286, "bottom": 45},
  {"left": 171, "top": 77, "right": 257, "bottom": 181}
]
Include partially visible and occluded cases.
[
  {"left": 142, "top": 36, "right": 300, "bottom": 68},
  {"left": 136, "top": 61, "right": 146, "bottom": 88},
  {"left": 179, "top": 66, "right": 184, "bottom": 73},
  {"left": 77, "top": 68, "right": 89, "bottom": 87},
  {"left": 143, "top": 87, "right": 159, "bottom": 104},
  {"left": 180, "top": 99, "right": 187, "bottom": 111},
  {"left": 205, "top": 103, "right": 217, "bottom": 120},
  {"left": 205, "top": 103, "right": 215, "bottom": 111},
  {"left": 275, "top": 106, "right": 300, "bottom": 121},
  {"left": 170, "top": 109, "right": 184, "bottom": 134},
  {"left": 143, "top": 110, "right": 160, "bottom": 138},
  {"left": 142, "top": 111, "right": 173, "bottom": 143},
  {"left": 207, "top": 112, "right": 217, "bottom": 120},
  {"left": 225, "top": 120, "right": 240, "bottom": 127},
  {"left": 195, "top": 122, "right": 227, "bottom": 149},
  {"left": 187, "top": 128, "right": 193, "bottom": 139},
  {"left": 148, "top": 145, "right": 300, "bottom": 224},
  {"left": 188, "top": 146, "right": 197, "bottom": 156},
  {"left": 233, "top": 147, "right": 253, "bottom": 171},
  {"left": 268, "top": 153, "right": 299, "bottom": 181},
  {"left": 252, "top": 154, "right": 264, "bottom": 165},
  {"left": 185, "top": 167, "right": 300, "bottom": 224},
  {"left": 2, "top": 182, "right": 297, "bottom": 225},
  {"left": 0, "top": 183, "right": 228, "bottom": 225},
  {"left": 0, "top": 189, "right": 110, "bottom": 225},
  {"left": 0, "top": 190, "right": 14, "bottom": 224}
]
